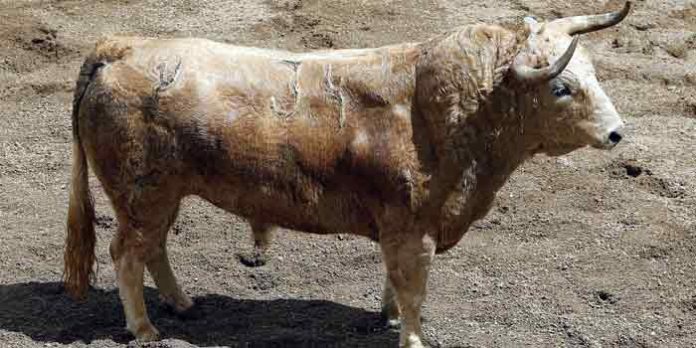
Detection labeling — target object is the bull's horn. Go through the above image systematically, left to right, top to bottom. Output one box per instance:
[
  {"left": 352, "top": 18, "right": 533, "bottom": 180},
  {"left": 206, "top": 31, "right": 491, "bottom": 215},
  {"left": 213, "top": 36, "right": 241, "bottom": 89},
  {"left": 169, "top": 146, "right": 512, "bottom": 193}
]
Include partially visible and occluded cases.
[
  {"left": 548, "top": 1, "right": 631, "bottom": 35},
  {"left": 512, "top": 35, "right": 579, "bottom": 83}
]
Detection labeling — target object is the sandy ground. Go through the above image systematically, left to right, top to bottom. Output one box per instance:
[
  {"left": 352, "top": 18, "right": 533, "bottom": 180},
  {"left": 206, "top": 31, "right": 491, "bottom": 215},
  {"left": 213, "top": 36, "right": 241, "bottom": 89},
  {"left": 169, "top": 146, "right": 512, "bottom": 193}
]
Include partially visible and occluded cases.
[{"left": 1, "top": 0, "right": 695, "bottom": 347}]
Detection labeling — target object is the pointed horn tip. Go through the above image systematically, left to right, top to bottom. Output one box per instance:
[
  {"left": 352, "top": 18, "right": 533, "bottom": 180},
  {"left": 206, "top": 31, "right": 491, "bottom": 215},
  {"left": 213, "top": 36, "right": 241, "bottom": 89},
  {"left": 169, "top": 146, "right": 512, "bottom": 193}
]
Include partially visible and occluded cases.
[
  {"left": 548, "top": 1, "right": 632, "bottom": 36},
  {"left": 604, "top": 1, "right": 631, "bottom": 28},
  {"left": 618, "top": 1, "right": 632, "bottom": 18}
]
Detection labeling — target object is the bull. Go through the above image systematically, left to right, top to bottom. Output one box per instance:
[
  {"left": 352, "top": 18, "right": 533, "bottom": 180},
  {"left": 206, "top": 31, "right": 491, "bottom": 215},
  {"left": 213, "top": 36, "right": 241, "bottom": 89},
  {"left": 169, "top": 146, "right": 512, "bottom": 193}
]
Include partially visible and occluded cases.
[{"left": 64, "top": 3, "right": 631, "bottom": 347}]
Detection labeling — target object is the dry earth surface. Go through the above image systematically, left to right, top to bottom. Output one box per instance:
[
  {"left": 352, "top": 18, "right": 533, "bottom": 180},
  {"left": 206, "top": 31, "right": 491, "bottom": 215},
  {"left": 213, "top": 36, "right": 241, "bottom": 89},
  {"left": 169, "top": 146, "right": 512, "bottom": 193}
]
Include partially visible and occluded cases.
[{"left": 1, "top": 0, "right": 696, "bottom": 347}]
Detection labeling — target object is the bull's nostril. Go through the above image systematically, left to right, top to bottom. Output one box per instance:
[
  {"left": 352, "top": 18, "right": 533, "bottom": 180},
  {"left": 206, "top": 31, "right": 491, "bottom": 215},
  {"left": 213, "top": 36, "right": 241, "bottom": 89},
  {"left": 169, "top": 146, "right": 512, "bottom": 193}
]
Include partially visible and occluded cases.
[{"left": 608, "top": 131, "right": 623, "bottom": 144}]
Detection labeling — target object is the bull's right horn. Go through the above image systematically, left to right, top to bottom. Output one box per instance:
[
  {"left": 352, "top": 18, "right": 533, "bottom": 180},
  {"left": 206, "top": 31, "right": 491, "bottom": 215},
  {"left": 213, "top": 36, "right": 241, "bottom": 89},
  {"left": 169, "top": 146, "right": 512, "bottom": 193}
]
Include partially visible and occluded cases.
[
  {"left": 548, "top": 1, "right": 631, "bottom": 35},
  {"left": 512, "top": 35, "right": 579, "bottom": 83}
]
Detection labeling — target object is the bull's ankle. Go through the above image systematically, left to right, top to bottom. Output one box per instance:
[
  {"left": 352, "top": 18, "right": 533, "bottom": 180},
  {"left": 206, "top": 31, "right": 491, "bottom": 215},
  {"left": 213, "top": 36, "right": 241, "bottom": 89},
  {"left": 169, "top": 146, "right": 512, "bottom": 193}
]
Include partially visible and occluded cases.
[{"left": 381, "top": 304, "right": 401, "bottom": 328}]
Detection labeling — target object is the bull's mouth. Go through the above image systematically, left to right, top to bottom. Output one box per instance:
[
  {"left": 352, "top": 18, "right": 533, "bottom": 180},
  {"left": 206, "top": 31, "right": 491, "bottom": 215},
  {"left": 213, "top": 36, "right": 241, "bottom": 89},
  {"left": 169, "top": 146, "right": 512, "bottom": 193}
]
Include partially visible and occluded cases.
[
  {"left": 591, "top": 133, "right": 623, "bottom": 150},
  {"left": 538, "top": 142, "right": 581, "bottom": 156},
  {"left": 592, "top": 142, "right": 618, "bottom": 150}
]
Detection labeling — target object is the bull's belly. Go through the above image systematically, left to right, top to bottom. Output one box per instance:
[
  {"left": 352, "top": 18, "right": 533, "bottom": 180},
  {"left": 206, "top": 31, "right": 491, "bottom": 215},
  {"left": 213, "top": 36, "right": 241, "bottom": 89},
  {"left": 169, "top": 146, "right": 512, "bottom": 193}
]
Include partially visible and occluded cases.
[{"left": 193, "top": 177, "right": 378, "bottom": 239}]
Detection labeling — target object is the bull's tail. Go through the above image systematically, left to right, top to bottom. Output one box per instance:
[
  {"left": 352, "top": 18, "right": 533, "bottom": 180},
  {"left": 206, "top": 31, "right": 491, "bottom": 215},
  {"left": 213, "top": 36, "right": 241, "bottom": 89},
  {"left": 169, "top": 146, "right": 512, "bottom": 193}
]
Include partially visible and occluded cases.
[{"left": 64, "top": 58, "right": 103, "bottom": 299}]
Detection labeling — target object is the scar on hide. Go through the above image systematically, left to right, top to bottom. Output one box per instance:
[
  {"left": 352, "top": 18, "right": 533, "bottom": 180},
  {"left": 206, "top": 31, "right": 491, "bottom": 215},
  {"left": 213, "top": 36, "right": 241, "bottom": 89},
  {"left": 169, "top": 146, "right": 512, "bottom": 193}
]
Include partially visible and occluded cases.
[
  {"left": 144, "top": 57, "right": 182, "bottom": 120},
  {"left": 154, "top": 58, "right": 182, "bottom": 94},
  {"left": 280, "top": 59, "right": 301, "bottom": 118},
  {"left": 281, "top": 59, "right": 301, "bottom": 98},
  {"left": 281, "top": 59, "right": 301, "bottom": 72},
  {"left": 322, "top": 64, "right": 346, "bottom": 129},
  {"left": 269, "top": 95, "right": 293, "bottom": 119},
  {"left": 270, "top": 96, "right": 280, "bottom": 117}
]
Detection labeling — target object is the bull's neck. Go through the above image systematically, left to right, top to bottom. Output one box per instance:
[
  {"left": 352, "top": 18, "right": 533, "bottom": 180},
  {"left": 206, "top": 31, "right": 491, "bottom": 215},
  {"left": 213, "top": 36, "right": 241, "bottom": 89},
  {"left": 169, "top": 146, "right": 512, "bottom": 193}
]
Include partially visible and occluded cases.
[
  {"left": 412, "top": 26, "right": 534, "bottom": 251},
  {"left": 427, "top": 83, "right": 535, "bottom": 252},
  {"left": 438, "top": 83, "right": 532, "bottom": 202},
  {"left": 467, "top": 85, "right": 533, "bottom": 182}
]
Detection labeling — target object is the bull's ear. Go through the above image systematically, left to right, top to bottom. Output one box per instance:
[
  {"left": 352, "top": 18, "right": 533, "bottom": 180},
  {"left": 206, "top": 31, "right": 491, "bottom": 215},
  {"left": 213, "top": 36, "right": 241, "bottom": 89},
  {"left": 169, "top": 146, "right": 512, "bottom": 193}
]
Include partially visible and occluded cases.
[{"left": 524, "top": 16, "right": 542, "bottom": 33}]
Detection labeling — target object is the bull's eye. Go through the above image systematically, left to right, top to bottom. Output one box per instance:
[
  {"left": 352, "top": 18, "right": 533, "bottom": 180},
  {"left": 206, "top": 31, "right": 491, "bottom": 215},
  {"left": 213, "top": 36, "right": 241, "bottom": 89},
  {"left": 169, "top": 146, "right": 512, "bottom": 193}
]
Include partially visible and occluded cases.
[{"left": 552, "top": 83, "right": 572, "bottom": 97}]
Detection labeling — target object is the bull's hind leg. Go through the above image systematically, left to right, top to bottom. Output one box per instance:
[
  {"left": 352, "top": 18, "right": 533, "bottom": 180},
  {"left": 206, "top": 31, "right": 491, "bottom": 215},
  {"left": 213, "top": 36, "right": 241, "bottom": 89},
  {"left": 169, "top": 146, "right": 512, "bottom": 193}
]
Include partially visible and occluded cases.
[
  {"left": 109, "top": 195, "right": 182, "bottom": 342},
  {"left": 145, "top": 205, "right": 194, "bottom": 314},
  {"left": 238, "top": 221, "right": 274, "bottom": 267},
  {"left": 110, "top": 223, "right": 159, "bottom": 341},
  {"left": 380, "top": 232, "right": 436, "bottom": 348},
  {"left": 147, "top": 243, "right": 194, "bottom": 314}
]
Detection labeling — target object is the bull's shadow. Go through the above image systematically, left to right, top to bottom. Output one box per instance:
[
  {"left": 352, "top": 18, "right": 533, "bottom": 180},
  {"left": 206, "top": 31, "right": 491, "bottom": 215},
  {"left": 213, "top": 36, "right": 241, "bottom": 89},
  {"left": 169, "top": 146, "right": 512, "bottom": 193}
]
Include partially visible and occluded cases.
[{"left": 0, "top": 282, "right": 397, "bottom": 347}]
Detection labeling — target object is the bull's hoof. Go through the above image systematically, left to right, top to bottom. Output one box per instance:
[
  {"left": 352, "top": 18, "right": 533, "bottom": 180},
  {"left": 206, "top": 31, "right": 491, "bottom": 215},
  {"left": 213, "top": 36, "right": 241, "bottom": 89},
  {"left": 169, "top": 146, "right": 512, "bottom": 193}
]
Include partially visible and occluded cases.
[
  {"left": 237, "top": 251, "right": 267, "bottom": 267},
  {"left": 160, "top": 294, "right": 193, "bottom": 312},
  {"left": 175, "top": 303, "right": 202, "bottom": 320},
  {"left": 380, "top": 304, "right": 401, "bottom": 329},
  {"left": 380, "top": 308, "right": 428, "bottom": 330},
  {"left": 380, "top": 311, "right": 401, "bottom": 329},
  {"left": 385, "top": 318, "right": 401, "bottom": 329},
  {"left": 130, "top": 323, "right": 160, "bottom": 343},
  {"left": 400, "top": 333, "right": 425, "bottom": 348}
]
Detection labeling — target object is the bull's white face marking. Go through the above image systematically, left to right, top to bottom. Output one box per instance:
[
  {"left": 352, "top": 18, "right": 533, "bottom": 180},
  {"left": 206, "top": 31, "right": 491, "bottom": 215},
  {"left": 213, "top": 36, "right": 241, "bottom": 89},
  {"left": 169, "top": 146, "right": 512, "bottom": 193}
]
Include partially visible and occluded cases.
[{"left": 523, "top": 27, "right": 624, "bottom": 154}]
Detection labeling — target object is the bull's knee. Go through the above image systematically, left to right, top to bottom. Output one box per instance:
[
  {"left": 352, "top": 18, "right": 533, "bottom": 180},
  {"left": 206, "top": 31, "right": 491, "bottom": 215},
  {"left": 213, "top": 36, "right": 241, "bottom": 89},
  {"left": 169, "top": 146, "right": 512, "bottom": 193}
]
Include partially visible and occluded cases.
[{"left": 110, "top": 236, "right": 124, "bottom": 263}]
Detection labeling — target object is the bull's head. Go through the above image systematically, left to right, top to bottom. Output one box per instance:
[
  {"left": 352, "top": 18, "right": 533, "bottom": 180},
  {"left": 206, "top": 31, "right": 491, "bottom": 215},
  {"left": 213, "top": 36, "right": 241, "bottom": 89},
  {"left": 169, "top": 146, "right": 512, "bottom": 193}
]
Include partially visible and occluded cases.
[{"left": 511, "top": 2, "right": 631, "bottom": 155}]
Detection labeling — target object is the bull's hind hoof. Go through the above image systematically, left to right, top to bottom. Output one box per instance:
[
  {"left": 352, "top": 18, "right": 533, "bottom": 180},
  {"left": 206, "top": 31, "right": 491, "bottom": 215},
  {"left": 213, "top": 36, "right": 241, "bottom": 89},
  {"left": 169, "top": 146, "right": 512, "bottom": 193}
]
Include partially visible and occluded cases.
[
  {"left": 237, "top": 251, "right": 267, "bottom": 267},
  {"left": 159, "top": 294, "right": 194, "bottom": 314},
  {"left": 172, "top": 302, "right": 202, "bottom": 320},
  {"left": 380, "top": 304, "right": 401, "bottom": 329},
  {"left": 384, "top": 318, "right": 401, "bottom": 329},
  {"left": 130, "top": 323, "right": 160, "bottom": 343},
  {"left": 400, "top": 333, "right": 425, "bottom": 348}
]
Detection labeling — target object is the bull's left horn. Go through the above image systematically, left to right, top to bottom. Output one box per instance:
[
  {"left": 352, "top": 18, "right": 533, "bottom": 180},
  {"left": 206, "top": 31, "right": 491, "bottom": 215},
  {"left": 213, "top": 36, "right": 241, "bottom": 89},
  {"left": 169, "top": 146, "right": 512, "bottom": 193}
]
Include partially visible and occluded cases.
[
  {"left": 548, "top": 1, "right": 631, "bottom": 35},
  {"left": 512, "top": 35, "right": 579, "bottom": 83}
]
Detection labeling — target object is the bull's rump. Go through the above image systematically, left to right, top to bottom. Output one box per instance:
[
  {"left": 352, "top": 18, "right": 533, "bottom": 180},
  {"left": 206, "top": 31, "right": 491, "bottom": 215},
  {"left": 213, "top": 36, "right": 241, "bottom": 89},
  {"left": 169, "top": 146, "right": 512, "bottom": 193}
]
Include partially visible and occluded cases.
[{"left": 77, "top": 37, "right": 420, "bottom": 237}]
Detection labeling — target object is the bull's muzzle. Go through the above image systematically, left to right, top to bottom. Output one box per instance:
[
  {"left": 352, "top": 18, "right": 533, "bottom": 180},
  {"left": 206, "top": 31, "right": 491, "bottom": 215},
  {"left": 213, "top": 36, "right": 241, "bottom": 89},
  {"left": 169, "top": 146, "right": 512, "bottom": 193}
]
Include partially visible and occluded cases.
[
  {"left": 592, "top": 124, "right": 624, "bottom": 150},
  {"left": 601, "top": 127, "right": 624, "bottom": 149},
  {"left": 608, "top": 130, "right": 623, "bottom": 145}
]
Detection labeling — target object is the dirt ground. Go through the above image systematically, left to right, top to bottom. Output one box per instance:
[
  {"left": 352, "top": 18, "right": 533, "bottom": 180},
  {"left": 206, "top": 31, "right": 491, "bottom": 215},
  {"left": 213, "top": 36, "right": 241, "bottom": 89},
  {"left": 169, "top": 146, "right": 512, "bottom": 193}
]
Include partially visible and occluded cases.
[{"left": 1, "top": 0, "right": 695, "bottom": 347}]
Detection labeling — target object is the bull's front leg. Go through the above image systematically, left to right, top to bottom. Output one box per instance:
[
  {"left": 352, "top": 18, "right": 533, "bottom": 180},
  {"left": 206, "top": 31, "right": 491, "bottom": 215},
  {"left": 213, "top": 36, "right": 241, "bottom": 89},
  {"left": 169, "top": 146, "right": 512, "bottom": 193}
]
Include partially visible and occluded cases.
[
  {"left": 380, "top": 231, "right": 436, "bottom": 348},
  {"left": 381, "top": 276, "right": 400, "bottom": 327}
]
